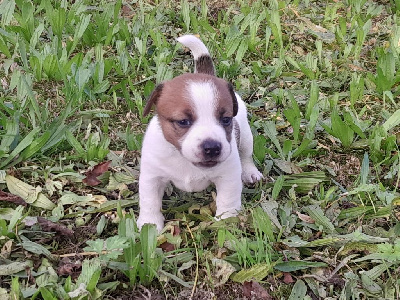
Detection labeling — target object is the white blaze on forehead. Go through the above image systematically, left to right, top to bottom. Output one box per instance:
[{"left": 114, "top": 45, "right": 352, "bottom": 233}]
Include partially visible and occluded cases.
[
  {"left": 180, "top": 79, "right": 231, "bottom": 164},
  {"left": 187, "top": 80, "right": 218, "bottom": 124}
]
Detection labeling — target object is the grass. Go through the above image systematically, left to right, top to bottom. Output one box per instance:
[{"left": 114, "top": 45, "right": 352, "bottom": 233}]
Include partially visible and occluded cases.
[{"left": 0, "top": 0, "right": 400, "bottom": 298}]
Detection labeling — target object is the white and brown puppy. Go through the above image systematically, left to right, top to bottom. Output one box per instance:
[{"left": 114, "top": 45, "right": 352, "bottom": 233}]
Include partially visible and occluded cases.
[{"left": 137, "top": 35, "right": 262, "bottom": 232}]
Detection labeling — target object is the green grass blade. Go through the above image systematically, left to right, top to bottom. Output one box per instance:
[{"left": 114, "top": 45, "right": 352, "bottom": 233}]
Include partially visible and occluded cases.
[
  {"left": 0, "top": 0, "right": 16, "bottom": 27},
  {"left": 181, "top": 0, "right": 190, "bottom": 31},
  {"left": 68, "top": 14, "right": 91, "bottom": 56},
  {"left": 0, "top": 35, "right": 12, "bottom": 58},
  {"left": 235, "top": 38, "right": 248, "bottom": 64},
  {"left": 305, "top": 81, "right": 319, "bottom": 120},
  {"left": 331, "top": 109, "right": 354, "bottom": 147},
  {"left": 382, "top": 109, "right": 400, "bottom": 132},
  {"left": 0, "top": 119, "right": 19, "bottom": 154},
  {"left": 263, "top": 121, "right": 284, "bottom": 159},
  {"left": 0, "top": 127, "right": 40, "bottom": 169},
  {"left": 20, "top": 131, "right": 51, "bottom": 160},
  {"left": 65, "top": 131, "right": 85, "bottom": 156},
  {"left": 360, "top": 152, "right": 369, "bottom": 185},
  {"left": 272, "top": 175, "right": 284, "bottom": 201},
  {"left": 303, "top": 205, "right": 336, "bottom": 234},
  {"left": 140, "top": 224, "right": 160, "bottom": 284},
  {"left": 275, "top": 261, "right": 327, "bottom": 272},
  {"left": 231, "top": 263, "right": 272, "bottom": 283},
  {"left": 39, "top": 287, "right": 57, "bottom": 300}
]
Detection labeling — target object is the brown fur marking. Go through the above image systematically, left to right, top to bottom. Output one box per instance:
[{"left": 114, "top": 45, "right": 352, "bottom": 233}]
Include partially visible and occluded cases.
[
  {"left": 149, "top": 73, "right": 238, "bottom": 150},
  {"left": 143, "top": 83, "right": 164, "bottom": 116}
]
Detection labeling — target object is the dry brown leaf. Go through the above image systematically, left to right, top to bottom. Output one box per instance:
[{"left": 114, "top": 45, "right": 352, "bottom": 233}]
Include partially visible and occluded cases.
[
  {"left": 83, "top": 161, "right": 111, "bottom": 186},
  {"left": 0, "top": 190, "right": 27, "bottom": 206},
  {"left": 296, "top": 211, "right": 315, "bottom": 223},
  {"left": 37, "top": 217, "right": 74, "bottom": 237},
  {"left": 1, "top": 240, "right": 13, "bottom": 259},
  {"left": 160, "top": 241, "right": 175, "bottom": 252},
  {"left": 58, "top": 258, "right": 82, "bottom": 279},
  {"left": 283, "top": 272, "right": 295, "bottom": 284},
  {"left": 243, "top": 281, "right": 272, "bottom": 300}
]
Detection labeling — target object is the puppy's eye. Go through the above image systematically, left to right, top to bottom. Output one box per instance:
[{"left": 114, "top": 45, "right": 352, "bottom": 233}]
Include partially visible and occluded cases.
[
  {"left": 220, "top": 117, "right": 232, "bottom": 126},
  {"left": 176, "top": 119, "right": 192, "bottom": 128}
]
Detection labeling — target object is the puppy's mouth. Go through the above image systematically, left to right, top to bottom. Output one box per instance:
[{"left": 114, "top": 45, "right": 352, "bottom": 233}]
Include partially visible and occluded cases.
[{"left": 193, "top": 161, "right": 219, "bottom": 168}]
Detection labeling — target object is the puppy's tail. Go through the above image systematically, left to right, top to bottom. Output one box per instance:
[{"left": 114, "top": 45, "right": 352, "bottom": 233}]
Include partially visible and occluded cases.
[{"left": 177, "top": 35, "right": 215, "bottom": 76}]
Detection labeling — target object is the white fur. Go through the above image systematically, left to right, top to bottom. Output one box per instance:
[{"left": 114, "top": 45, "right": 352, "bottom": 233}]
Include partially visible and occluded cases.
[
  {"left": 177, "top": 35, "right": 210, "bottom": 60},
  {"left": 181, "top": 81, "right": 231, "bottom": 164}
]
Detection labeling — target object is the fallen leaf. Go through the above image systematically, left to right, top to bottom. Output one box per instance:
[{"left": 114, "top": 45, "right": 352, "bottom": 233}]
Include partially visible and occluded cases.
[
  {"left": 121, "top": 4, "right": 135, "bottom": 18},
  {"left": 273, "top": 159, "right": 303, "bottom": 174},
  {"left": 83, "top": 161, "right": 111, "bottom": 186},
  {"left": 5, "top": 175, "right": 55, "bottom": 210},
  {"left": 5, "top": 175, "right": 41, "bottom": 203},
  {"left": 83, "top": 175, "right": 100, "bottom": 186},
  {"left": 106, "top": 175, "right": 128, "bottom": 191},
  {"left": 0, "top": 190, "right": 27, "bottom": 206},
  {"left": 88, "top": 195, "right": 107, "bottom": 207},
  {"left": 296, "top": 211, "right": 315, "bottom": 223},
  {"left": 22, "top": 216, "right": 38, "bottom": 226},
  {"left": 37, "top": 217, "right": 74, "bottom": 237},
  {"left": 160, "top": 225, "right": 181, "bottom": 252},
  {"left": 172, "top": 225, "right": 181, "bottom": 236},
  {"left": 1, "top": 240, "right": 13, "bottom": 259},
  {"left": 160, "top": 241, "right": 175, "bottom": 252},
  {"left": 216, "top": 247, "right": 228, "bottom": 259},
  {"left": 212, "top": 258, "right": 236, "bottom": 287},
  {"left": 58, "top": 259, "right": 82, "bottom": 279},
  {"left": 177, "top": 260, "right": 196, "bottom": 279},
  {"left": 0, "top": 261, "right": 32, "bottom": 276},
  {"left": 232, "top": 263, "right": 272, "bottom": 283},
  {"left": 283, "top": 272, "right": 295, "bottom": 284},
  {"left": 289, "top": 280, "right": 307, "bottom": 299},
  {"left": 243, "top": 281, "right": 272, "bottom": 300},
  {"left": 68, "top": 283, "right": 87, "bottom": 298}
]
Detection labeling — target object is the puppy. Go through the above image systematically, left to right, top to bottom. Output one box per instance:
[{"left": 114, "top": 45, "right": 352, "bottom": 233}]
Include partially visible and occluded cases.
[{"left": 137, "top": 35, "right": 262, "bottom": 232}]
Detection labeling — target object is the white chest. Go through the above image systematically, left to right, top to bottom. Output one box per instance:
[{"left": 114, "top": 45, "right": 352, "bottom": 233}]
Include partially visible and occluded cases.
[{"left": 170, "top": 172, "right": 212, "bottom": 192}]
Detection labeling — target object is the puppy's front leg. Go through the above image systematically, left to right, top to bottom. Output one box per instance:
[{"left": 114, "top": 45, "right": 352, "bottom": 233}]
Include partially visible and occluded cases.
[
  {"left": 238, "top": 123, "right": 263, "bottom": 184},
  {"left": 214, "top": 174, "right": 243, "bottom": 220},
  {"left": 137, "top": 175, "right": 167, "bottom": 232}
]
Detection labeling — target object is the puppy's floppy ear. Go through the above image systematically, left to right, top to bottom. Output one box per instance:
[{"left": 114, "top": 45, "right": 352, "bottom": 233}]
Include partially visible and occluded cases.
[
  {"left": 143, "top": 83, "right": 164, "bottom": 117},
  {"left": 227, "top": 83, "right": 238, "bottom": 116}
]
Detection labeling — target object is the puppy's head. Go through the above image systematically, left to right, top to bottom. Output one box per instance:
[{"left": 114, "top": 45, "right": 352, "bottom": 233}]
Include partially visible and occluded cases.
[{"left": 144, "top": 73, "right": 238, "bottom": 168}]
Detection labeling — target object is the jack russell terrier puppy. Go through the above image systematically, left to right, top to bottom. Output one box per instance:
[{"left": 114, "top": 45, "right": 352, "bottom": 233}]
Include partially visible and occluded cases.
[{"left": 137, "top": 35, "right": 263, "bottom": 232}]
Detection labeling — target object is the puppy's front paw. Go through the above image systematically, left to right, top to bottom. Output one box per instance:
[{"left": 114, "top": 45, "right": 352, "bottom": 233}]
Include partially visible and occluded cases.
[
  {"left": 241, "top": 163, "right": 263, "bottom": 185},
  {"left": 214, "top": 209, "right": 240, "bottom": 223},
  {"left": 137, "top": 213, "right": 165, "bottom": 233}
]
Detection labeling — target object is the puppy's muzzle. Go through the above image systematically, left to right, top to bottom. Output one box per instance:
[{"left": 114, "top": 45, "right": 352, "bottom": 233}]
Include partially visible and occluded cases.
[
  {"left": 193, "top": 139, "right": 222, "bottom": 168},
  {"left": 202, "top": 139, "right": 221, "bottom": 159}
]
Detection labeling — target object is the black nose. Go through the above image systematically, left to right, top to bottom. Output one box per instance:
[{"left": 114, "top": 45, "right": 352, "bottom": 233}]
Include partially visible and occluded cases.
[{"left": 201, "top": 140, "right": 222, "bottom": 159}]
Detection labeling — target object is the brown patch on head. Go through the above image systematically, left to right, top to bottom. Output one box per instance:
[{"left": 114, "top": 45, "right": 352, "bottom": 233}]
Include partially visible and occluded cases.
[
  {"left": 146, "top": 73, "right": 239, "bottom": 150},
  {"left": 152, "top": 74, "right": 197, "bottom": 150},
  {"left": 212, "top": 77, "right": 238, "bottom": 143},
  {"left": 212, "top": 79, "right": 238, "bottom": 116},
  {"left": 143, "top": 83, "right": 164, "bottom": 116}
]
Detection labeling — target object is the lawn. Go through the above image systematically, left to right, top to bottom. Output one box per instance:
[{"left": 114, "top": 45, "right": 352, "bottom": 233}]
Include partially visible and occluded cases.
[{"left": 0, "top": 0, "right": 400, "bottom": 299}]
